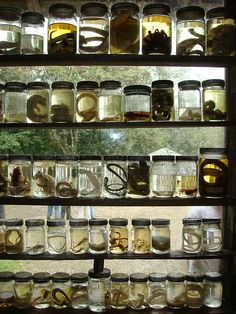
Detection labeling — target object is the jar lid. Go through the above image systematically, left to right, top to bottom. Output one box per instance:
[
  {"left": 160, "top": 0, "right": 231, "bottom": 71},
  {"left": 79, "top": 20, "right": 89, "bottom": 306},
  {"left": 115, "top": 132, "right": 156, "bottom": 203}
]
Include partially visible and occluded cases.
[
  {"left": 111, "top": 2, "right": 139, "bottom": 15},
  {"left": 49, "top": 3, "right": 76, "bottom": 18},
  {"left": 80, "top": 3, "right": 108, "bottom": 17},
  {"left": 143, "top": 4, "right": 170, "bottom": 16},
  {"left": 0, "top": 6, "right": 21, "bottom": 21},
  {"left": 176, "top": 6, "right": 205, "bottom": 20},
  {"left": 207, "top": 7, "right": 233, "bottom": 19},
  {"left": 21, "top": 11, "right": 45, "bottom": 24},
  {"left": 202, "top": 79, "right": 225, "bottom": 88},
  {"left": 100, "top": 80, "right": 122, "bottom": 90},
  {"left": 152, "top": 80, "right": 174, "bottom": 88},
  {"left": 178, "top": 80, "right": 201, "bottom": 89},
  {"left": 28, "top": 81, "right": 49, "bottom": 89},
  {"left": 51, "top": 81, "right": 74, "bottom": 89},
  {"left": 76, "top": 81, "right": 99, "bottom": 90},
  {"left": 5, "top": 82, "right": 27, "bottom": 91},
  {"left": 0, "top": 83, "right": 5, "bottom": 90},
  {"left": 123, "top": 85, "right": 151, "bottom": 96},
  {"left": 199, "top": 148, "right": 228, "bottom": 155},
  {"left": 0, "top": 154, "right": 8, "bottom": 160},
  {"left": 8, "top": 155, "right": 31, "bottom": 161},
  {"left": 33, "top": 155, "right": 55, "bottom": 161},
  {"left": 55, "top": 155, "right": 78, "bottom": 161},
  {"left": 79, "top": 155, "right": 102, "bottom": 161},
  {"left": 104, "top": 155, "right": 127, "bottom": 161},
  {"left": 152, "top": 155, "right": 175, "bottom": 161},
  {"left": 128, "top": 156, "right": 150, "bottom": 162},
  {"left": 176, "top": 156, "right": 198, "bottom": 161},
  {"left": 5, "top": 218, "right": 23, "bottom": 227},
  {"left": 69, "top": 218, "right": 88, "bottom": 227},
  {"left": 89, "top": 218, "right": 107, "bottom": 226},
  {"left": 109, "top": 218, "right": 128, "bottom": 226},
  {"left": 132, "top": 218, "right": 150, "bottom": 226},
  {"left": 152, "top": 218, "right": 170, "bottom": 226},
  {"left": 182, "top": 218, "right": 201, "bottom": 225},
  {"left": 202, "top": 218, "right": 221, "bottom": 224},
  {"left": 0, "top": 219, "right": 5, "bottom": 226},
  {"left": 25, "top": 219, "right": 45, "bottom": 227},
  {"left": 47, "top": 219, "right": 66, "bottom": 227},
  {"left": 88, "top": 268, "right": 111, "bottom": 279},
  {"left": 0, "top": 271, "right": 14, "bottom": 282},
  {"left": 15, "top": 272, "right": 33, "bottom": 282},
  {"left": 33, "top": 272, "right": 51, "bottom": 283},
  {"left": 51, "top": 272, "right": 70, "bottom": 282},
  {"left": 71, "top": 272, "right": 88, "bottom": 283},
  {"left": 204, "top": 272, "right": 223, "bottom": 281},
  {"left": 111, "top": 273, "right": 129, "bottom": 282},
  {"left": 130, "top": 273, "right": 148, "bottom": 282},
  {"left": 149, "top": 273, "right": 167, "bottom": 282},
  {"left": 167, "top": 273, "right": 185, "bottom": 282},
  {"left": 186, "top": 273, "right": 204, "bottom": 282}
]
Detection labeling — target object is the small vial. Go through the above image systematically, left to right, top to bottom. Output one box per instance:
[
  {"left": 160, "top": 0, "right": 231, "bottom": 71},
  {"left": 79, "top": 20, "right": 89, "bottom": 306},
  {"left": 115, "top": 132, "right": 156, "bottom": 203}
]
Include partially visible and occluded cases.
[
  {"left": 69, "top": 218, "right": 89, "bottom": 254},
  {"left": 89, "top": 218, "right": 108, "bottom": 254},
  {"left": 109, "top": 218, "right": 128, "bottom": 254},
  {"left": 132, "top": 218, "right": 151, "bottom": 254},
  {"left": 182, "top": 218, "right": 202, "bottom": 254},
  {"left": 202, "top": 218, "right": 222, "bottom": 252},
  {"left": 0, "top": 219, "right": 5, "bottom": 253},
  {"left": 5, "top": 219, "right": 24, "bottom": 254},
  {"left": 25, "top": 219, "right": 45, "bottom": 255},
  {"left": 47, "top": 219, "right": 67, "bottom": 254},
  {"left": 151, "top": 219, "right": 170, "bottom": 254},
  {"left": 0, "top": 271, "right": 15, "bottom": 309},
  {"left": 14, "top": 272, "right": 33, "bottom": 309},
  {"left": 32, "top": 272, "right": 51, "bottom": 309},
  {"left": 204, "top": 272, "right": 223, "bottom": 308},
  {"left": 51, "top": 273, "right": 71, "bottom": 309},
  {"left": 71, "top": 273, "right": 88, "bottom": 309},
  {"left": 110, "top": 273, "right": 129, "bottom": 309},
  {"left": 129, "top": 273, "right": 148, "bottom": 310},
  {"left": 148, "top": 273, "right": 167, "bottom": 309},
  {"left": 167, "top": 273, "right": 186, "bottom": 309},
  {"left": 186, "top": 273, "right": 204, "bottom": 309}
]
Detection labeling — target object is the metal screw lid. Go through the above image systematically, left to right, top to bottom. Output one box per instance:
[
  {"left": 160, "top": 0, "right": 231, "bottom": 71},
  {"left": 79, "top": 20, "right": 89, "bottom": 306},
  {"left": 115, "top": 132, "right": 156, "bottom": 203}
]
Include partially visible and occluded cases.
[
  {"left": 111, "top": 2, "right": 139, "bottom": 15},
  {"left": 80, "top": 3, "right": 108, "bottom": 17},
  {"left": 143, "top": 4, "right": 170, "bottom": 16},
  {"left": 0, "top": 6, "right": 21, "bottom": 21},
  {"left": 176, "top": 6, "right": 205, "bottom": 20},
  {"left": 21, "top": 11, "right": 45, "bottom": 24},
  {"left": 100, "top": 80, "right": 122, "bottom": 89},
  {"left": 152, "top": 80, "right": 174, "bottom": 88},
  {"left": 51, "top": 81, "right": 74, "bottom": 89},
  {"left": 76, "top": 81, "right": 99, "bottom": 90},
  {"left": 28, "top": 82, "right": 49, "bottom": 89},
  {"left": 5, "top": 218, "right": 23, "bottom": 227},
  {"left": 69, "top": 218, "right": 88, "bottom": 227},
  {"left": 89, "top": 218, "right": 107, "bottom": 226},
  {"left": 109, "top": 218, "right": 128, "bottom": 226},
  {"left": 132, "top": 218, "right": 150, "bottom": 226},
  {"left": 182, "top": 218, "right": 201, "bottom": 225},
  {"left": 25, "top": 219, "right": 45, "bottom": 227},
  {"left": 47, "top": 219, "right": 66, "bottom": 227},
  {"left": 152, "top": 219, "right": 170, "bottom": 226},
  {"left": 88, "top": 268, "right": 111, "bottom": 279},
  {"left": 0, "top": 271, "right": 14, "bottom": 282},
  {"left": 15, "top": 272, "right": 33, "bottom": 282},
  {"left": 33, "top": 272, "right": 51, "bottom": 283},
  {"left": 51, "top": 272, "right": 70, "bottom": 282},
  {"left": 71, "top": 272, "right": 88, "bottom": 283},
  {"left": 111, "top": 273, "right": 129, "bottom": 282},
  {"left": 130, "top": 273, "right": 148, "bottom": 282},
  {"left": 149, "top": 273, "right": 167, "bottom": 282},
  {"left": 167, "top": 273, "right": 186, "bottom": 282},
  {"left": 186, "top": 273, "right": 204, "bottom": 282}
]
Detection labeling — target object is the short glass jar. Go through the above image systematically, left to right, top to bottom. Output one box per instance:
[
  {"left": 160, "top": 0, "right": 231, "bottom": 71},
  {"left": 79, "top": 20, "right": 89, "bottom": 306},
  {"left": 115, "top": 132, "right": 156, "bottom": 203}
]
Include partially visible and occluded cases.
[
  {"left": 110, "top": 2, "right": 140, "bottom": 54},
  {"left": 48, "top": 3, "right": 77, "bottom": 54},
  {"left": 79, "top": 3, "right": 109, "bottom": 54},
  {"left": 176, "top": 6, "right": 205, "bottom": 56},
  {"left": 99, "top": 80, "right": 122, "bottom": 122},
  {"left": 27, "top": 82, "right": 49, "bottom": 123},
  {"left": 0, "top": 84, "right": 4, "bottom": 122},
  {"left": 0, "top": 155, "right": 8, "bottom": 196},
  {"left": 5, "top": 218, "right": 24, "bottom": 254},
  {"left": 69, "top": 218, "right": 89, "bottom": 254},
  {"left": 89, "top": 218, "right": 108, "bottom": 254},
  {"left": 109, "top": 218, "right": 128, "bottom": 254},
  {"left": 132, "top": 218, "right": 150, "bottom": 254},
  {"left": 182, "top": 218, "right": 202, "bottom": 254},
  {"left": 202, "top": 218, "right": 222, "bottom": 252},
  {"left": 0, "top": 219, "right": 5, "bottom": 253},
  {"left": 25, "top": 219, "right": 45, "bottom": 255},
  {"left": 47, "top": 219, "right": 67, "bottom": 254},
  {"left": 151, "top": 219, "right": 170, "bottom": 254},
  {"left": 0, "top": 271, "right": 15, "bottom": 309},
  {"left": 14, "top": 272, "right": 33, "bottom": 309},
  {"left": 32, "top": 272, "right": 51, "bottom": 309},
  {"left": 51, "top": 272, "right": 71, "bottom": 309},
  {"left": 204, "top": 272, "right": 223, "bottom": 308},
  {"left": 71, "top": 273, "right": 88, "bottom": 309},
  {"left": 110, "top": 273, "right": 129, "bottom": 309},
  {"left": 129, "top": 273, "right": 148, "bottom": 310},
  {"left": 148, "top": 273, "right": 167, "bottom": 309},
  {"left": 166, "top": 273, "right": 186, "bottom": 309},
  {"left": 186, "top": 273, "right": 204, "bottom": 309}
]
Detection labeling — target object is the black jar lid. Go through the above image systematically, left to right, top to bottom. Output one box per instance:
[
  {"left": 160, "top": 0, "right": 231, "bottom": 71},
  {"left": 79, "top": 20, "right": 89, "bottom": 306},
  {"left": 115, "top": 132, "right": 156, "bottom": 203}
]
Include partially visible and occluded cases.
[
  {"left": 111, "top": 2, "right": 139, "bottom": 14},
  {"left": 49, "top": 3, "right": 76, "bottom": 18},
  {"left": 80, "top": 3, "right": 108, "bottom": 17},
  {"left": 143, "top": 4, "right": 170, "bottom": 16},
  {"left": 0, "top": 6, "right": 21, "bottom": 21},
  {"left": 176, "top": 6, "right": 205, "bottom": 20},
  {"left": 207, "top": 7, "right": 233, "bottom": 19},
  {"left": 21, "top": 11, "right": 45, "bottom": 24},
  {"left": 202, "top": 79, "right": 225, "bottom": 88},
  {"left": 100, "top": 80, "right": 121, "bottom": 90},
  {"left": 152, "top": 80, "right": 174, "bottom": 88},
  {"left": 178, "top": 80, "right": 201, "bottom": 89},
  {"left": 28, "top": 81, "right": 49, "bottom": 89},
  {"left": 51, "top": 81, "right": 74, "bottom": 90},
  {"left": 77, "top": 81, "right": 99, "bottom": 90},
  {"left": 5, "top": 82, "right": 27, "bottom": 91},
  {"left": 0, "top": 83, "right": 5, "bottom": 90},
  {"left": 123, "top": 85, "right": 151, "bottom": 96},
  {"left": 199, "top": 148, "right": 228, "bottom": 155},
  {"left": 0, "top": 154, "right": 8, "bottom": 160},
  {"left": 8, "top": 154, "right": 31, "bottom": 161},
  {"left": 33, "top": 155, "right": 55, "bottom": 161},
  {"left": 55, "top": 155, "right": 78, "bottom": 161},
  {"left": 79, "top": 155, "right": 102, "bottom": 161},
  {"left": 104, "top": 155, "right": 127, "bottom": 161},
  {"left": 152, "top": 155, "right": 175, "bottom": 161},
  {"left": 128, "top": 156, "right": 150, "bottom": 162},
  {"left": 176, "top": 156, "right": 198, "bottom": 161},
  {"left": 5, "top": 218, "right": 23, "bottom": 227},
  {"left": 69, "top": 218, "right": 88, "bottom": 227},
  {"left": 89, "top": 218, "right": 107, "bottom": 226},
  {"left": 109, "top": 218, "right": 128, "bottom": 226},
  {"left": 132, "top": 218, "right": 150, "bottom": 226},
  {"left": 152, "top": 218, "right": 170, "bottom": 226},
  {"left": 183, "top": 218, "right": 201, "bottom": 225},
  {"left": 202, "top": 218, "right": 221, "bottom": 224},
  {"left": 0, "top": 219, "right": 5, "bottom": 226},
  {"left": 25, "top": 219, "right": 45, "bottom": 227},
  {"left": 47, "top": 219, "right": 66, "bottom": 227},
  {"left": 88, "top": 268, "right": 111, "bottom": 279},
  {"left": 0, "top": 271, "right": 14, "bottom": 282},
  {"left": 15, "top": 272, "right": 33, "bottom": 282},
  {"left": 33, "top": 272, "right": 51, "bottom": 283},
  {"left": 51, "top": 272, "right": 70, "bottom": 282},
  {"left": 71, "top": 272, "right": 88, "bottom": 283},
  {"left": 205, "top": 272, "right": 223, "bottom": 281},
  {"left": 111, "top": 273, "right": 129, "bottom": 282},
  {"left": 130, "top": 273, "right": 148, "bottom": 282},
  {"left": 149, "top": 273, "right": 167, "bottom": 282},
  {"left": 167, "top": 273, "right": 185, "bottom": 282},
  {"left": 186, "top": 273, "right": 204, "bottom": 282}
]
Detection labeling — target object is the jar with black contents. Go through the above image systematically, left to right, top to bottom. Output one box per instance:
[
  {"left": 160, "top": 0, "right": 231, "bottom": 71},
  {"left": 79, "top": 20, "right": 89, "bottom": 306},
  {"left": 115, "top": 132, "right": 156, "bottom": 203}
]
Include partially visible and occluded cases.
[
  {"left": 110, "top": 2, "right": 140, "bottom": 54},
  {"left": 79, "top": 3, "right": 109, "bottom": 54},
  {"left": 48, "top": 4, "right": 77, "bottom": 54},
  {"left": 142, "top": 4, "right": 171, "bottom": 55},
  {"left": 176, "top": 6, "right": 205, "bottom": 56},
  {"left": 0, "top": 7, "right": 21, "bottom": 55},
  {"left": 206, "top": 8, "right": 235, "bottom": 56},
  {"left": 27, "top": 82, "right": 49, "bottom": 123},
  {"left": 0, "top": 84, "right": 4, "bottom": 122},
  {"left": 124, "top": 85, "right": 151, "bottom": 122},
  {"left": 199, "top": 148, "right": 228, "bottom": 198},
  {"left": 0, "top": 155, "right": 8, "bottom": 196},
  {"left": 127, "top": 156, "right": 150, "bottom": 198},
  {"left": 70, "top": 218, "right": 89, "bottom": 254},
  {"left": 89, "top": 218, "right": 108, "bottom": 254},
  {"left": 109, "top": 218, "right": 128, "bottom": 254},
  {"left": 132, "top": 218, "right": 150, "bottom": 254},
  {"left": 182, "top": 218, "right": 202, "bottom": 254},
  {"left": 202, "top": 218, "right": 222, "bottom": 252},
  {"left": 0, "top": 219, "right": 5, "bottom": 253},
  {"left": 5, "top": 219, "right": 24, "bottom": 254},
  {"left": 25, "top": 219, "right": 45, "bottom": 255},
  {"left": 47, "top": 219, "right": 67, "bottom": 254},
  {"left": 151, "top": 219, "right": 170, "bottom": 254},
  {"left": 0, "top": 271, "right": 15, "bottom": 309},
  {"left": 14, "top": 272, "right": 33, "bottom": 309},
  {"left": 32, "top": 272, "right": 51, "bottom": 309},
  {"left": 51, "top": 272, "right": 71, "bottom": 309},
  {"left": 204, "top": 272, "right": 223, "bottom": 308},
  {"left": 71, "top": 273, "right": 88, "bottom": 309},
  {"left": 110, "top": 273, "right": 129, "bottom": 309},
  {"left": 130, "top": 273, "right": 148, "bottom": 310},
  {"left": 148, "top": 273, "right": 167, "bottom": 309},
  {"left": 166, "top": 273, "right": 186, "bottom": 309},
  {"left": 186, "top": 273, "right": 204, "bottom": 309}
]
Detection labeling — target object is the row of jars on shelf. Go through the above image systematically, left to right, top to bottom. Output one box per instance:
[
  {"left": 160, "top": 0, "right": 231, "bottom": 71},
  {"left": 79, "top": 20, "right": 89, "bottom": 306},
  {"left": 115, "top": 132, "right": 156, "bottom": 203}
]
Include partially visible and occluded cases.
[
  {"left": 0, "top": 4, "right": 235, "bottom": 56},
  {"left": 0, "top": 79, "right": 226, "bottom": 123}
]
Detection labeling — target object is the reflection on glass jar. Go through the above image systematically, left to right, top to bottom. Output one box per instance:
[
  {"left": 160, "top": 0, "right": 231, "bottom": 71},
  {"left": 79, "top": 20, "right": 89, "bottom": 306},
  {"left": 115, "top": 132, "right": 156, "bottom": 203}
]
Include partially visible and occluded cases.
[
  {"left": 27, "top": 82, "right": 49, "bottom": 123},
  {"left": 0, "top": 84, "right": 4, "bottom": 122},
  {"left": 0, "top": 155, "right": 8, "bottom": 196},
  {"left": 33, "top": 156, "right": 55, "bottom": 197},
  {"left": 109, "top": 218, "right": 128, "bottom": 254},
  {"left": 132, "top": 218, "right": 150, "bottom": 254},
  {"left": 182, "top": 218, "right": 202, "bottom": 254},
  {"left": 202, "top": 218, "right": 222, "bottom": 252},
  {"left": 5, "top": 219, "right": 24, "bottom": 254},
  {"left": 25, "top": 219, "right": 45, "bottom": 255},
  {"left": 69, "top": 219, "right": 89, "bottom": 254},
  {"left": 89, "top": 219, "right": 108, "bottom": 254},
  {"left": 151, "top": 219, "right": 170, "bottom": 254},
  {"left": 0, "top": 220, "right": 5, "bottom": 253},
  {"left": 47, "top": 220, "right": 67, "bottom": 254},
  {"left": 0, "top": 272, "right": 15, "bottom": 309},
  {"left": 14, "top": 272, "right": 33, "bottom": 309},
  {"left": 32, "top": 272, "right": 51, "bottom": 309},
  {"left": 204, "top": 272, "right": 223, "bottom": 308},
  {"left": 51, "top": 273, "right": 71, "bottom": 309},
  {"left": 71, "top": 273, "right": 88, "bottom": 309},
  {"left": 110, "top": 273, "right": 129, "bottom": 309},
  {"left": 130, "top": 273, "right": 148, "bottom": 310},
  {"left": 148, "top": 273, "right": 167, "bottom": 309},
  {"left": 166, "top": 273, "right": 186, "bottom": 309},
  {"left": 186, "top": 273, "right": 204, "bottom": 309}
]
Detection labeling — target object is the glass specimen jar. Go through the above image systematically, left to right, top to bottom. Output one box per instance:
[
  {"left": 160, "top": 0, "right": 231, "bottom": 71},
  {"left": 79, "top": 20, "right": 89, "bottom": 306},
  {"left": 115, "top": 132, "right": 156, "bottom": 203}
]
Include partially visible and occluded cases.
[
  {"left": 48, "top": 3, "right": 77, "bottom": 54},
  {"left": 79, "top": 3, "right": 109, "bottom": 54},
  {"left": 142, "top": 4, "right": 171, "bottom": 55},
  {"left": 0, "top": 6, "right": 21, "bottom": 55},
  {"left": 176, "top": 6, "right": 205, "bottom": 56},
  {"left": 206, "top": 7, "right": 235, "bottom": 56},
  {"left": 21, "top": 11, "right": 45, "bottom": 54},
  {"left": 202, "top": 79, "right": 226, "bottom": 121},
  {"left": 99, "top": 80, "right": 122, "bottom": 122},
  {"left": 178, "top": 80, "right": 201, "bottom": 121},
  {"left": 51, "top": 81, "right": 75, "bottom": 123},
  {"left": 76, "top": 81, "right": 99, "bottom": 122},
  {"left": 4, "top": 82, "right": 27, "bottom": 123},
  {"left": 27, "top": 82, "right": 49, "bottom": 123},
  {"left": 0, "top": 84, "right": 4, "bottom": 122},
  {"left": 124, "top": 85, "right": 151, "bottom": 122},
  {"left": 199, "top": 148, "right": 228, "bottom": 198},
  {"left": 0, "top": 155, "right": 8, "bottom": 196},
  {"left": 8, "top": 155, "right": 32, "bottom": 197},
  {"left": 32, "top": 155, "right": 55, "bottom": 197},
  {"left": 55, "top": 155, "right": 78, "bottom": 198},
  {"left": 78, "top": 155, "right": 103, "bottom": 198},
  {"left": 151, "top": 155, "right": 176, "bottom": 198},
  {"left": 103, "top": 156, "right": 127, "bottom": 198},
  {"left": 127, "top": 156, "right": 150, "bottom": 198},
  {"left": 175, "top": 156, "right": 198, "bottom": 198},
  {"left": 5, "top": 218, "right": 24, "bottom": 254},
  {"left": 69, "top": 218, "right": 89, "bottom": 254},
  {"left": 89, "top": 218, "right": 108, "bottom": 254},
  {"left": 109, "top": 218, "right": 128, "bottom": 254},
  {"left": 132, "top": 218, "right": 150, "bottom": 254},
  {"left": 182, "top": 218, "right": 202, "bottom": 254},
  {"left": 202, "top": 218, "right": 222, "bottom": 252},
  {"left": 0, "top": 219, "right": 5, "bottom": 253},
  {"left": 25, "top": 219, "right": 45, "bottom": 255},
  {"left": 47, "top": 219, "right": 67, "bottom": 254},
  {"left": 151, "top": 219, "right": 170, "bottom": 254},
  {"left": 88, "top": 268, "right": 110, "bottom": 312},
  {"left": 0, "top": 271, "right": 15, "bottom": 309},
  {"left": 14, "top": 272, "right": 33, "bottom": 309},
  {"left": 32, "top": 272, "right": 51, "bottom": 309},
  {"left": 51, "top": 272, "right": 71, "bottom": 309},
  {"left": 204, "top": 272, "right": 223, "bottom": 308},
  {"left": 71, "top": 273, "right": 88, "bottom": 309},
  {"left": 110, "top": 273, "right": 129, "bottom": 309},
  {"left": 130, "top": 273, "right": 148, "bottom": 310},
  {"left": 148, "top": 273, "right": 167, "bottom": 309},
  {"left": 166, "top": 273, "right": 186, "bottom": 309},
  {"left": 186, "top": 273, "right": 204, "bottom": 309}
]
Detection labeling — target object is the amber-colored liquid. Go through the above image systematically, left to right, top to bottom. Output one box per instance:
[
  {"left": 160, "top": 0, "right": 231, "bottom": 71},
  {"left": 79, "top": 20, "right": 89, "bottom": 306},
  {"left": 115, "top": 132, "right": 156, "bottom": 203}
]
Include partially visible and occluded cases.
[{"left": 48, "top": 23, "right": 77, "bottom": 54}]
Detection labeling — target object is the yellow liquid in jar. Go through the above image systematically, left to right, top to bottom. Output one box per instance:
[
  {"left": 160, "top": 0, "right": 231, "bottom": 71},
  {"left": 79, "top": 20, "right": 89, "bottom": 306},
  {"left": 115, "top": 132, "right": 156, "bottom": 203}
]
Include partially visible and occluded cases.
[{"left": 48, "top": 23, "right": 77, "bottom": 54}]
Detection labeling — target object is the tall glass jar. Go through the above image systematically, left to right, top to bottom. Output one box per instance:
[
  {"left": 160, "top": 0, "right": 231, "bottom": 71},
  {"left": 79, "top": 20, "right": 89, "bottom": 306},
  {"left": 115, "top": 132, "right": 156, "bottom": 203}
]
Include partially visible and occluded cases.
[
  {"left": 79, "top": 3, "right": 109, "bottom": 54},
  {"left": 48, "top": 4, "right": 77, "bottom": 54},
  {"left": 142, "top": 4, "right": 171, "bottom": 55},
  {"left": 176, "top": 6, "right": 205, "bottom": 56},
  {"left": 0, "top": 7, "right": 21, "bottom": 55},
  {"left": 206, "top": 8, "right": 235, "bottom": 56},
  {"left": 21, "top": 12, "right": 45, "bottom": 54},
  {"left": 202, "top": 79, "right": 226, "bottom": 121},
  {"left": 178, "top": 80, "right": 201, "bottom": 121},
  {"left": 51, "top": 81, "right": 75, "bottom": 123},
  {"left": 76, "top": 81, "right": 99, "bottom": 122},
  {"left": 99, "top": 81, "right": 122, "bottom": 122},
  {"left": 4, "top": 82, "right": 27, "bottom": 123},
  {"left": 27, "top": 82, "right": 49, "bottom": 123},
  {"left": 0, "top": 84, "right": 4, "bottom": 122},
  {"left": 124, "top": 85, "right": 151, "bottom": 122},
  {"left": 199, "top": 148, "right": 228, "bottom": 198},
  {"left": 0, "top": 155, "right": 8, "bottom": 196},
  {"left": 8, "top": 155, "right": 32, "bottom": 197},
  {"left": 79, "top": 155, "right": 103, "bottom": 198},
  {"left": 55, "top": 156, "right": 78, "bottom": 198},
  {"left": 103, "top": 156, "right": 127, "bottom": 198},
  {"left": 127, "top": 156, "right": 150, "bottom": 198},
  {"left": 175, "top": 156, "right": 198, "bottom": 198},
  {"left": 5, "top": 218, "right": 24, "bottom": 254},
  {"left": 69, "top": 218, "right": 89, "bottom": 254},
  {"left": 89, "top": 218, "right": 108, "bottom": 254},
  {"left": 109, "top": 218, "right": 128, "bottom": 254},
  {"left": 132, "top": 218, "right": 150, "bottom": 254},
  {"left": 182, "top": 218, "right": 202, "bottom": 254},
  {"left": 202, "top": 218, "right": 222, "bottom": 252},
  {"left": 0, "top": 219, "right": 5, "bottom": 253},
  {"left": 25, "top": 219, "right": 45, "bottom": 255},
  {"left": 47, "top": 219, "right": 67, "bottom": 254},
  {"left": 151, "top": 219, "right": 170, "bottom": 254},
  {"left": 88, "top": 268, "right": 110, "bottom": 312},
  {"left": 0, "top": 271, "right": 15, "bottom": 309},
  {"left": 14, "top": 272, "right": 33, "bottom": 309},
  {"left": 32, "top": 272, "right": 51, "bottom": 309},
  {"left": 51, "top": 272, "right": 71, "bottom": 309},
  {"left": 204, "top": 272, "right": 223, "bottom": 308},
  {"left": 71, "top": 273, "right": 88, "bottom": 309},
  {"left": 110, "top": 273, "right": 129, "bottom": 309},
  {"left": 129, "top": 273, "right": 148, "bottom": 310},
  {"left": 148, "top": 273, "right": 167, "bottom": 309},
  {"left": 166, "top": 273, "right": 186, "bottom": 309},
  {"left": 186, "top": 273, "right": 204, "bottom": 309}
]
